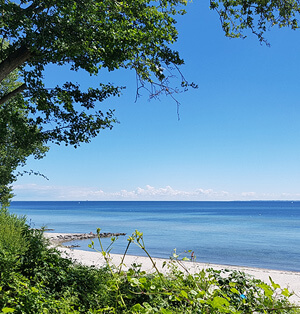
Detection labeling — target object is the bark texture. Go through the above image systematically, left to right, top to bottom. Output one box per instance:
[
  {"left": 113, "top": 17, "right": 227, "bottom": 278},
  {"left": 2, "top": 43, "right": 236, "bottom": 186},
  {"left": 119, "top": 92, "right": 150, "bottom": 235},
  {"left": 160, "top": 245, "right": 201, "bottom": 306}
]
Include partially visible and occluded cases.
[{"left": 0, "top": 45, "right": 31, "bottom": 83}]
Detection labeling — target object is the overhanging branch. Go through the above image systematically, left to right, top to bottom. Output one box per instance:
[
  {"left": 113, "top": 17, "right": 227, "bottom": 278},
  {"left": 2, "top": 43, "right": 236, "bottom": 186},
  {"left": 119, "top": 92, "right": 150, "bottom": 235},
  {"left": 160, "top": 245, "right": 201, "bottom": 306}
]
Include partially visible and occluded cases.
[{"left": 0, "top": 83, "right": 27, "bottom": 105}]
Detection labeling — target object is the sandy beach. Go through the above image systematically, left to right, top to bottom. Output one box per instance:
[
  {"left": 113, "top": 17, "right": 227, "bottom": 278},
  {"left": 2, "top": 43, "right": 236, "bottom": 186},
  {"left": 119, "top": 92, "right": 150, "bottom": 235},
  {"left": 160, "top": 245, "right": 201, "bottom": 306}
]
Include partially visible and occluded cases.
[{"left": 45, "top": 232, "right": 300, "bottom": 305}]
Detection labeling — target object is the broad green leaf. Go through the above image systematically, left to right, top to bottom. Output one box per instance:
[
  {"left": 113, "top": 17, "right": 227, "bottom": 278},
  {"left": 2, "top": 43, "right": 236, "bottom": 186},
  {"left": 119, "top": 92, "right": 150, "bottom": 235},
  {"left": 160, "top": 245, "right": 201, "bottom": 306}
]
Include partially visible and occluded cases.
[
  {"left": 269, "top": 276, "right": 281, "bottom": 290},
  {"left": 230, "top": 287, "right": 240, "bottom": 295},
  {"left": 281, "top": 288, "right": 291, "bottom": 297},
  {"left": 180, "top": 290, "right": 188, "bottom": 298},
  {"left": 2, "top": 308, "right": 15, "bottom": 313}
]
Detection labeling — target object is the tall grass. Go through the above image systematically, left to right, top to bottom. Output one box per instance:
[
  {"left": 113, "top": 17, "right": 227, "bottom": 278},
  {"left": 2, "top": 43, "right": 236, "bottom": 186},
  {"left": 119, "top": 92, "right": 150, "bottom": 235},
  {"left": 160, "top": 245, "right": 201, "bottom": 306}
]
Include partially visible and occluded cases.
[{"left": 0, "top": 208, "right": 28, "bottom": 256}]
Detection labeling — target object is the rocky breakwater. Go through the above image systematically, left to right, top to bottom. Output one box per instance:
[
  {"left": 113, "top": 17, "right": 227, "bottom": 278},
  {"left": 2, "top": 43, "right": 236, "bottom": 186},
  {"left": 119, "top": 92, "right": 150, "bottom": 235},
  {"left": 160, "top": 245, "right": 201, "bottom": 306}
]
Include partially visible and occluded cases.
[{"left": 45, "top": 232, "right": 126, "bottom": 248}]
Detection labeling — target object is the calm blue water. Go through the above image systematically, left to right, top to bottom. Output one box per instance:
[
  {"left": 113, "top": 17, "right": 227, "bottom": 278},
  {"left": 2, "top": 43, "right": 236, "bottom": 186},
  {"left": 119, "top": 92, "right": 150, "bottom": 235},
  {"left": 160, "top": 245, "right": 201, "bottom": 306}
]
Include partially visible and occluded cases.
[{"left": 9, "top": 201, "right": 300, "bottom": 271}]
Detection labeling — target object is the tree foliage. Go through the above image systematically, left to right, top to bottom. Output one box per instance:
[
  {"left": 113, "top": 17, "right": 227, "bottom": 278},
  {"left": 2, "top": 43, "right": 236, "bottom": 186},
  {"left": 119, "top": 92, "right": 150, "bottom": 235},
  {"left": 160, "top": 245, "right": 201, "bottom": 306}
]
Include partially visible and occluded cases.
[
  {"left": 0, "top": 0, "right": 190, "bottom": 147},
  {"left": 0, "top": 0, "right": 192, "bottom": 205},
  {"left": 210, "top": 0, "right": 300, "bottom": 44},
  {"left": 0, "top": 61, "right": 48, "bottom": 207}
]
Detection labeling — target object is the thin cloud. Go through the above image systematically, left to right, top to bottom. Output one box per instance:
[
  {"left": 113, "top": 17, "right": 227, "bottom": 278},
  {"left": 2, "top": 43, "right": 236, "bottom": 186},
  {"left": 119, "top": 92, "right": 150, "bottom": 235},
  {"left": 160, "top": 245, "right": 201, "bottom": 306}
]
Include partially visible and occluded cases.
[
  {"left": 12, "top": 184, "right": 300, "bottom": 201},
  {"left": 13, "top": 184, "right": 230, "bottom": 201},
  {"left": 241, "top": 192, "right": 256, "bottom": 197}
]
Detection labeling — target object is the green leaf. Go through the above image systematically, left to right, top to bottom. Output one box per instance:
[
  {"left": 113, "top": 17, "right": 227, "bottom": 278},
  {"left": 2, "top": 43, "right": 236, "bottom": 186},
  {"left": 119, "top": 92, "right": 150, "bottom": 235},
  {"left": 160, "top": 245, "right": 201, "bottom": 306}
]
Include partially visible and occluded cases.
[
  {"left": 269, "top": 276, "right": 281, "bottom": 290},
  {"left": 129, "top": 277, "right": 140, "bottom": 287},
  {"left": 139, "top": 277, "right": 147, "bottom": 284},
  {"left": 258, "top": 283, "right": 274, "bottom": 300},
  {"left": 31, "top": 286, "right": 39, "bottom": 293},
  {"left": 230, "top": 287, "right": 240, "bottom": 295},
  {"left": 281, "top": 288, "right": 291, "bottom": 297},
  {"left": 180, "top": 290, "right": 188, "bottom": 298},
  {"left": 210, "top": 296, "right": 230, "bottom": 309},
  {"left": 130, "top": 303, "right": 143, "bottom": 311},
  {"left": 2, "top": 308, "right": 15, "bottom": 313}
]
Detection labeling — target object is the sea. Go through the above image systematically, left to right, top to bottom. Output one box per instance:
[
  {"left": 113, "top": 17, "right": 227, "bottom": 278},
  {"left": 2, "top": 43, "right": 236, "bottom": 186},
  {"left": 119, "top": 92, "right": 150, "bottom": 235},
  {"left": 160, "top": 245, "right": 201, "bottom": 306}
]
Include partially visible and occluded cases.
[{"left": 9, "top": 201, "right": 300, "bottom": 272}]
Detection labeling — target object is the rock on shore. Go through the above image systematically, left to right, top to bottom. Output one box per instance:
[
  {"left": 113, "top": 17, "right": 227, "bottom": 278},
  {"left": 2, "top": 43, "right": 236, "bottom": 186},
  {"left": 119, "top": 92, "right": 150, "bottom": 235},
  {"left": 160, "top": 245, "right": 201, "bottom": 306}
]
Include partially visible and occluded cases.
[{"left": 44, "top": 232, "right": 126, "bottom": 245}]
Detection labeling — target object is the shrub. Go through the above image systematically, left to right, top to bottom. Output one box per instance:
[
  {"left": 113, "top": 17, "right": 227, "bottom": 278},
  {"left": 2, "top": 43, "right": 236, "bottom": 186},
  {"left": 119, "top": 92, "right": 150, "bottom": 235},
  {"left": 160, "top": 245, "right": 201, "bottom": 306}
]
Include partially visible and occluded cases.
[{"left": 0, "top": 208, "right": 28, "bottom": 257}]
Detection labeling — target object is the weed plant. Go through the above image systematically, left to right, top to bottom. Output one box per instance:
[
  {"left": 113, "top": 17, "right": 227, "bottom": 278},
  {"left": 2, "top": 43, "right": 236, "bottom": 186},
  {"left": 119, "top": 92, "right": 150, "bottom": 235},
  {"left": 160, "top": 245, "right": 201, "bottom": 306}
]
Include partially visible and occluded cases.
[
  {"left": 0, "top": 208, "right": 28, "bottom": 257},
  {"left": 0, "top": 210, "right": 299, "bottom": 313},
  {"left": 88, "top": 229, "right": 300, "bottom": 314}
]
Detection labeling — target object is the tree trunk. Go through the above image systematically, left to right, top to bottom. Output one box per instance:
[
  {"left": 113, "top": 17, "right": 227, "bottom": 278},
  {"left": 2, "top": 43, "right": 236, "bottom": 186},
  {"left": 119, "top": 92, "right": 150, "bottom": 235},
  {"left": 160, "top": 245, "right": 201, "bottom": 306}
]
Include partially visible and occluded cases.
[{"left": 0, "top": 45, "right": 31, "bottom": 83}]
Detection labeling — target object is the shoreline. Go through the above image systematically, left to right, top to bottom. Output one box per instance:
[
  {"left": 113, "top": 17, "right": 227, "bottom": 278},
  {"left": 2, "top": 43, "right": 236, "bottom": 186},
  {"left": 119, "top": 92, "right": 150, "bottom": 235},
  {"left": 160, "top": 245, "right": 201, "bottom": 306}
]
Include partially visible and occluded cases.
[{"left": 45, "top": 232, "right": 300, "bottom": 305}]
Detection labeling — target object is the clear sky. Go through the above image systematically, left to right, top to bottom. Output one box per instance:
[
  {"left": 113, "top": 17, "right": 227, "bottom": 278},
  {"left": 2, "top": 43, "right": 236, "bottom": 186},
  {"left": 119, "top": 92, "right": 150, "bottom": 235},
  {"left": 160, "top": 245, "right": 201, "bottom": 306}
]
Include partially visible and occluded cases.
[{"left": 12, "top": 2, "right": 300, "bottom": 201}]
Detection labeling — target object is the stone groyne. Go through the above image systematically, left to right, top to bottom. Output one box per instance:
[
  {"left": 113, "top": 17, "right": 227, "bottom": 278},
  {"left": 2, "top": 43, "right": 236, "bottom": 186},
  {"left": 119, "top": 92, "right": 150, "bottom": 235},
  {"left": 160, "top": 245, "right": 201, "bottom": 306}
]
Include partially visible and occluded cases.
[{"left": 45, "top": 232, "right": 126, "bottom": 246}]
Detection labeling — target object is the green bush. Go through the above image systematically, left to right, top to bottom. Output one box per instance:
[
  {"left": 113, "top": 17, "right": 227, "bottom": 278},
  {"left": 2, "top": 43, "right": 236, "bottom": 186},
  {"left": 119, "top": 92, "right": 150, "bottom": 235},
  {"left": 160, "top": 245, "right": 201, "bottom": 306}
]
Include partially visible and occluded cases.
[
  {"left": 0, "top": 208, "right": 28, "bottom": 257},
  {"left": 0, "top": 211, "right": 114, "bottom": 313}
]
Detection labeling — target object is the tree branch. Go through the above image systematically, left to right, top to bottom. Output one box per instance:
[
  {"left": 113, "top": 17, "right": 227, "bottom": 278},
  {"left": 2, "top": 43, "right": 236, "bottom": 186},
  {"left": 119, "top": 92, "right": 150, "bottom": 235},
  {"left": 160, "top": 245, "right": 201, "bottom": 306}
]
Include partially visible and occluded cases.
[
  {"left": 23, "top": 2, "right": 44, "bottom": 14},
  {"left": 0, "top": 45, "right": 31, "bottom": 83},
  {"left": 0, "top": 83, "right": 27, "bottom": 105}
]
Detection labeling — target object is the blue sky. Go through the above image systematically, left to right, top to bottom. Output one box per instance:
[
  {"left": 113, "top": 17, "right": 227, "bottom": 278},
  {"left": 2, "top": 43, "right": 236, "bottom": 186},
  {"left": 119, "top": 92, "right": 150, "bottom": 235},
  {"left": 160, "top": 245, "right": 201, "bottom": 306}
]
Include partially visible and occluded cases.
[{"left": 13, "top": 2, "right": 300, "bottom": 201}]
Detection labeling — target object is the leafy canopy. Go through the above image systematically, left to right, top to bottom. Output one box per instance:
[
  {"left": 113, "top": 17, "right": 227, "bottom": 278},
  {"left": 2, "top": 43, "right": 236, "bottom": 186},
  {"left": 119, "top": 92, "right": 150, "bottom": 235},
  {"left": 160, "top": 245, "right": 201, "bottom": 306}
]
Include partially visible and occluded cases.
[
  {"left": 0, "top": 0, "right": 190, "bottom": 147},
  {"left": 210, "top": 0, "right": 300, "bottom": 44},
  {"left": 0, "top": 54, "right": 48, "bottom": 207}
]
